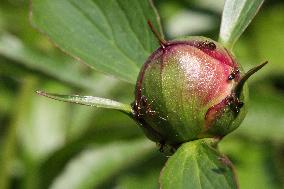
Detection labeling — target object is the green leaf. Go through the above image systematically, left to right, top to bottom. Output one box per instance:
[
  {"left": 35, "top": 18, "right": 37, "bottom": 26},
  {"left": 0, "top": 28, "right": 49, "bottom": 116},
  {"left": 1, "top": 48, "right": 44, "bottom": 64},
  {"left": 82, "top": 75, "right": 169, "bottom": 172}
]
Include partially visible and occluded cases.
[
  {"left": 30, "top": 0, "right": 163, "bottom": 83},
  {"left": 219, "top": 0, "right": 264, "bottom": 49},
  {"left": 250, "top": 5, "right": 284, "bottom": 76},
  {"left": 0, "top": 33, "right": 100, "bottom": 92},
  {"left": 0, "top": 77, "right": 37, "bottom": 189},
  {"left": 13, "top": 80, "right": 71, "bottom": 188},
  {"left": 10, "top": 81, "right": 70, "bottom": 189},
  {"left": 16, "top": 83, "right": 71, "bottom": 162},
  {"left": 236, "top": 86, "right": 284, "bottom": 142},
  {"left": 36, "top": 91, "right": 132, "bottom": 115},
  {"left": 38, "top": 122, "right": 143, "bottom": 189},
  {"left": 220, "top": 138, "right": 281, "bottom": 189},
  {"left": 49, "top": 139, "right": 155, "bottom": 189},
  {"left": 160, "top": 139, "right": 238, "bottom": 189},
  {"left": 114, "top": 152, "right": 165, "bottom": 189},
  {"left": 115, "top": 169, "right": 160, "bottom": 189}
]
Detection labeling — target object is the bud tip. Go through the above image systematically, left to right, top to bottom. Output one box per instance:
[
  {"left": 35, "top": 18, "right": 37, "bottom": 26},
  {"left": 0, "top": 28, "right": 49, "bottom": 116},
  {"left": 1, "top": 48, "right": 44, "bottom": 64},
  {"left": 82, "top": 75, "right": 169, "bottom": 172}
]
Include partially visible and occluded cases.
[{"left": 234, "top": 61, "right": 268, "bottom": 97}]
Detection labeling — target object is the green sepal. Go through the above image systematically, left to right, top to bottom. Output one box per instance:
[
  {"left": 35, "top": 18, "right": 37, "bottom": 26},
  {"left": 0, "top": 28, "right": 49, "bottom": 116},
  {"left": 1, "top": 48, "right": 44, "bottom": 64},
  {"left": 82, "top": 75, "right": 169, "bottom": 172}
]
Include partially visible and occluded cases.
[{"left": 36, "top": 90, "right": 132, "bottom": 115}]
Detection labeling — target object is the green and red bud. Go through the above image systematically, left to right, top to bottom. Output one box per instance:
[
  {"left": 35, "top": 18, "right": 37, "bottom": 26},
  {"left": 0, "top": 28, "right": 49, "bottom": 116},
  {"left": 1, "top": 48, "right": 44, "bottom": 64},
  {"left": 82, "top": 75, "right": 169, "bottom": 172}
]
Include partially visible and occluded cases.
[{"left": 132, "top": 34, "right": 266, "bottom": 148}]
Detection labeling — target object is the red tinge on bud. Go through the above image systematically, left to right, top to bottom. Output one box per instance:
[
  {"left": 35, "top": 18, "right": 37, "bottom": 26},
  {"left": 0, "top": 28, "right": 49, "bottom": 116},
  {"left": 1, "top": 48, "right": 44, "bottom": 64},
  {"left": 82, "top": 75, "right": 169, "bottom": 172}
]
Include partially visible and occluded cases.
[{"left": 132, "top": 23, "right": 267, "bottom": 149}]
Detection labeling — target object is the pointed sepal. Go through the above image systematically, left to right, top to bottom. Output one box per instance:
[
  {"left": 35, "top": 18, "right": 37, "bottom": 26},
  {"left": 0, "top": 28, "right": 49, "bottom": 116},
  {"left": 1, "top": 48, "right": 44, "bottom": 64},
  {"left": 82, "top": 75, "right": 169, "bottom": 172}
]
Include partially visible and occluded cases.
[
  {"left": 234, "top": 61, "right": 268, "bottom": 98},
  {"left": 36, "top": 90, "right": 132, "bottom": 115}
]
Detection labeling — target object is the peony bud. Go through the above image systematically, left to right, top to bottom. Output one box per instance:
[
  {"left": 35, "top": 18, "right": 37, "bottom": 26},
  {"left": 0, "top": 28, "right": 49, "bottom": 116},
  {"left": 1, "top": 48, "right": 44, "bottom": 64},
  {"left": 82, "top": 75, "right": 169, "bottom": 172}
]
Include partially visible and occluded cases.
[{"left": 132, "top": 25, "right": 266, "bottom": 149}]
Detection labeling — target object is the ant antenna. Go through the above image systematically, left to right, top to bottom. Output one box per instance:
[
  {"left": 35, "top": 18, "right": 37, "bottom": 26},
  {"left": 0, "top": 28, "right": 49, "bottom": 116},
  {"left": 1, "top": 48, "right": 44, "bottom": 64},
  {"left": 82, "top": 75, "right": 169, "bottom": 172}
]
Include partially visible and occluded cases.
[{"left": 147, "top": 20, "right": 167, "bottom": 49}]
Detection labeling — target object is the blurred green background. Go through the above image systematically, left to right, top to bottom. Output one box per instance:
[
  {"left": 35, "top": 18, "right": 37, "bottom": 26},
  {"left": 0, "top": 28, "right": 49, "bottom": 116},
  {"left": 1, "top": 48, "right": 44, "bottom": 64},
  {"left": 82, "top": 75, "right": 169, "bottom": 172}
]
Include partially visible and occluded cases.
[{"left": 0, "top": 0, "right": 284, "bottom": 188}]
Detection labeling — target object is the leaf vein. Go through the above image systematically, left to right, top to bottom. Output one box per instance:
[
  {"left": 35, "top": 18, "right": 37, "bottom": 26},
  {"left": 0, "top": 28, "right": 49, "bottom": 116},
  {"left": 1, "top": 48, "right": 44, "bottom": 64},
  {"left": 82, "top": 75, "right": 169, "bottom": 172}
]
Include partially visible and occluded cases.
[
  {"left": 69, "top": 0, "right": 138, "bottom": 69},
  {"left": 116, "top": 0, "right": 150, "bottom": 53}
]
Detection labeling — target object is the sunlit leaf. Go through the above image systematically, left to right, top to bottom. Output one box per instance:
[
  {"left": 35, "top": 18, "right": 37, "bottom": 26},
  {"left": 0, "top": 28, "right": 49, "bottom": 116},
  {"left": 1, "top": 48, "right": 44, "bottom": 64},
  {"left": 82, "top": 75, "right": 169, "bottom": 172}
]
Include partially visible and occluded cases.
[{"left": 219, "top": 0, "right": 264, "bottom": 49}]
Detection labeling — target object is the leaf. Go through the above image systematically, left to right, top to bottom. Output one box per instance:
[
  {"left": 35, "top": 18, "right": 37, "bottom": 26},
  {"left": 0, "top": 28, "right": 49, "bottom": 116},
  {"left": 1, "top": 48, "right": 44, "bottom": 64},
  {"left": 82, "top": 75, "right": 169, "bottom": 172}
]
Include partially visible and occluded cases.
[
  {"left": 30, "top": 0, "right": 163, "bottom": 83},
  {"left": 219, "top": 0, "right": 264, "bottom": 49},
  {"left": 250, "top": 5, "right": 284, "bottom": 76},
  {"left": 0, "top": 33, "right": 99, "bottom": 92},
  {"left": 0, "top": 77, "right": 37, "bottom": 189},
  {"left": 6, "top": 80, "right": 73, "bottom": 189},
  {"left": 18, "top": 85, "right": 72, "bottom": 162},
  {"left": 235, "top": 86, "right": 284, "bottom": 142},
  {"left": 36, "top": 91, "right": 132, "bottom": 115},
  {"left": 38, "top": 121, "right": 143, "bottom": 189},
  {"left": 220, "top": 138, "right": 281, "bottom": 189},
  {"left": 49, "top": 139, "right": 155, "bottom": 189},
  {"left": 160, "top": 139, "right": 238, "bottom": 189},
  {"left": 114, "top": 152, "right": 166, "bottom": 189},
  {"left": 115, "top": 169, "right": 160, "bottom": 189}
]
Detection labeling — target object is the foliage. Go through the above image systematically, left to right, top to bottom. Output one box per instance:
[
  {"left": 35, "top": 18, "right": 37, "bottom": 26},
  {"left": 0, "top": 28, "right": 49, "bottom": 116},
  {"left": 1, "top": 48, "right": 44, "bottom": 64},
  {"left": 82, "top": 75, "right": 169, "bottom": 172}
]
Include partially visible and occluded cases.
[{"left": 0, "top": 0, "right": 284, "bottom": 188}]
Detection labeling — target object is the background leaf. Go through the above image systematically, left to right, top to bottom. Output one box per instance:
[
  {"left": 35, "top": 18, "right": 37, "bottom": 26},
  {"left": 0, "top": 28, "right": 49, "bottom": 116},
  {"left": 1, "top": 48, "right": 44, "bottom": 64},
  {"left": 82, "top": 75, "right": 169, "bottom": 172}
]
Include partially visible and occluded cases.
[
  {"left": 1, "top": 0, "right": 284, "bottom": 189},
  {"left": 30, "top": 0, "right": 163, "bottom": 83},
  {"left": 219, "top": 0, "right": 264, "bottom": 49},
  {"left": 0, "top": 33, "right": 106, "bottom": 92},
  {"left": 0, "top": 77, "right": 37, "bottom": 189},
  {"left": 14, "top": 80, "right": 71, "bottom": 189},
  {"left": 236, "top": 86, "right": 284, "bottom": 142},
  {"left": 220, "top": 137, "right": 281, "bottom": 189},
  {"left": 49, "top": 139, "right": 155, "bottom": 189},
  {"left": 160, "top": 139, "right": 238, "bottom": 189},
  {"left": 115, "top": 169, "right": 160, "bottom": 189}
]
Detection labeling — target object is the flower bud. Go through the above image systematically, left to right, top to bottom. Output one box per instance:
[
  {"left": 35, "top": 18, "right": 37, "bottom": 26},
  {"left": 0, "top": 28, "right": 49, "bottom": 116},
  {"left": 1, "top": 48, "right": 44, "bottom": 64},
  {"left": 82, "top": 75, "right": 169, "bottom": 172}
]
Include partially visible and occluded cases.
[{"left": 132, "top": 35, "right": 266, "bottom": 147}]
